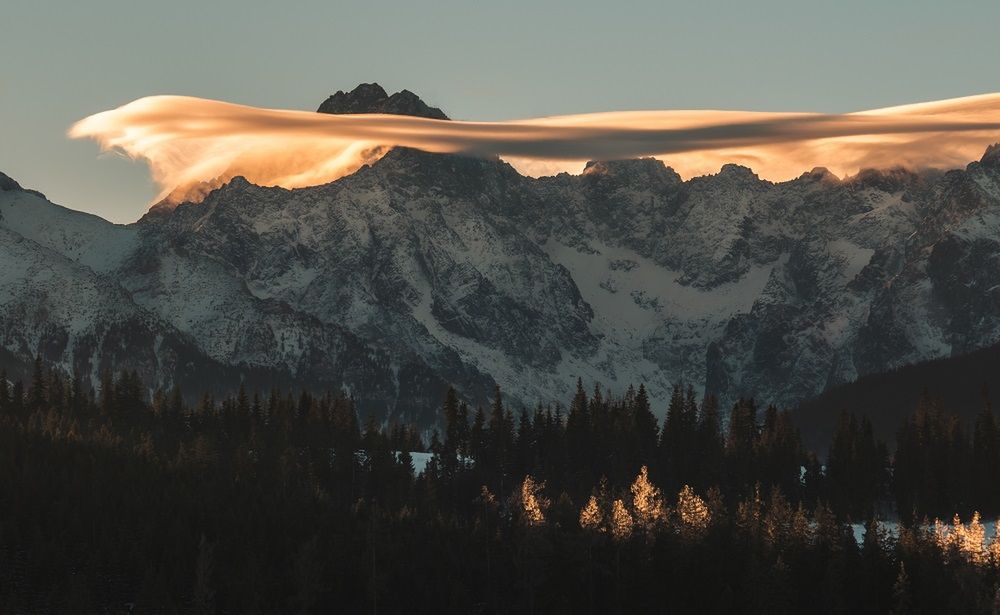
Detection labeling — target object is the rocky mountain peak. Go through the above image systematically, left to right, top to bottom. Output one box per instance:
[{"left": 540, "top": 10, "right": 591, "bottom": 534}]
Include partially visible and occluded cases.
[
  {"left": 317, "top": 83, "right": 449, "bottom": 120},
  {"left": 981, "top": 142, "right": 1000, "bottom": 169},
  {"left": 583, "top": 158, "right": 681, "bottom": 183},
  {"left": 717, "top": 163, "right": 760, "bottom": 181},
  {"left": 847, "top": 166, "right": 918, "bottom": 192},
  {"left": 796, "top": 167, "right": 839, "bottom": 183},
  {"left": 220, "top": 175, "right": 253, "bottom": 190}
]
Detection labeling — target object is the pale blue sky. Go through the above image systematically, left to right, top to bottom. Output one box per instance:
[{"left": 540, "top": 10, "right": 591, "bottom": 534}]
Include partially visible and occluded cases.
[{"left": 2, "top": 0, "right": 998, "bottom": 222}]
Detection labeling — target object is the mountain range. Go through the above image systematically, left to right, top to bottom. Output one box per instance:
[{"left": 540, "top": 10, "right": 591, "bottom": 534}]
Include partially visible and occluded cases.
[{"left": 2, "top": 83, "right": 999, "bottom": 430}]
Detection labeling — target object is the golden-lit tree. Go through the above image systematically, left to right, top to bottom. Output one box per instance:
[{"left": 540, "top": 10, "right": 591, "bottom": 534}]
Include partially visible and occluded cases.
[
  {"left": 629, "top": 465, "right": 665, "bottom": 531},
  {"left": 519, "top": 475, "right": 550, "bottom": 527},
  {"left": 735, "top": 484, "right": 763, "bottom": 538},
  {"left": 474, "top": 485, "right": 499, "bottom": 531},
  {"left": 676, "top": 485, "right": 711, "bottom": 535},
  {"left": 763, "top": 488, "right": 794, "bottom": 548},
  {"left": 579, "top": 495, "right": 603, "bottom": 532},
  {"left": 610, "top": 499, "right": 634, "bottom": 542},
  {"left": 790, "top": 503, "right": 812, "bottom": 547},
  {"left": 933, "top": 512, "right": 987, "bottom": 565},
  {"left": 960, "top": 512, "right": 986, "bottom": 565},
  {"left": 932, "top": 517, "right": 950, "bottom": 551},
  {"left": 987, "top": 521, "right": 1000, "bottom": 566}
]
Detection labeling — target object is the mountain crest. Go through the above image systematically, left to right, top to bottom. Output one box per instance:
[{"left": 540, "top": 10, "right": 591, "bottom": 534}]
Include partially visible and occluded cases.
[{"left": 317, "top": 83, "right": 449, "bottom": 120}]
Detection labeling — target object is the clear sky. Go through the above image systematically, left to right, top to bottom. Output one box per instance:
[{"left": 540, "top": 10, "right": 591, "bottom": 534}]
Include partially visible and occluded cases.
[{"left": 2, "top": 0, "right": 998, "bottom": 223}]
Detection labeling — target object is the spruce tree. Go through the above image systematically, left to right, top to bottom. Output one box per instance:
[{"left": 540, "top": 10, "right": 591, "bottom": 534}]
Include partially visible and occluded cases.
[
  {"left": 28, "top": 355, "right": 45, "bottom": 409},
  {"left": 0, "top": 369, "right": 9, "bottom": 412},
  {"left": 632, "top": 384, "right": 658, "bottom": 466},
  {"left": 659, "top": 384, "right": 686, "bottom": 488},
  {"left": 441, "top": 387, "right": 462, "bottom": 478},
  {"left": 972, "top": 389, "right": 998, "bottom": 515},
  {"left": 696, "top": 394, "right": 724, "bottom": 490},
  {"left": 726, "top": 398, "right": 759, "bottom": 496}
]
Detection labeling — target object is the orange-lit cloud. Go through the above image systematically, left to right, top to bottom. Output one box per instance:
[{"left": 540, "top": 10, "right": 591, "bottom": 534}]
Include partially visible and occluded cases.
[{"left": 70, "top": 94, "right": 1000, "bottom": 206}]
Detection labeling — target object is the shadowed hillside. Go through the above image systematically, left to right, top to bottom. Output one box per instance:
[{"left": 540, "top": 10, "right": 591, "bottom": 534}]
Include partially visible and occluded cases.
[{"left": 797, "top": 341, "right": 1000, "bottom": 451}]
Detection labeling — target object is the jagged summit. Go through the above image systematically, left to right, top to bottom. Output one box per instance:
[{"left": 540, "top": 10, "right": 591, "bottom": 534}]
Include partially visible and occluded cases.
[
  {"left": 317, "top": 83, "right": 449, "bottom": 120},
  {"left": 981, "top": 142, "right": 1000, "bottom": 168},
  {"left": 582, "top": 158, "right": 682, "bottom": 187},
  {"left": 717, "top": 163, "right": 760, "bottom": 180},
  {"left": 846, "top": 166, "right": 920, "bottom": 192},
  {"left": 795, "top": 167, "right": 838, "bottom": 183}
]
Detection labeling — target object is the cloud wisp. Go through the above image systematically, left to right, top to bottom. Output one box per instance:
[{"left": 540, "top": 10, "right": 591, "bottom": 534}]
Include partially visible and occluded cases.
[{"left": 70, "top": 93, "right": 1000, "bottom": 205}]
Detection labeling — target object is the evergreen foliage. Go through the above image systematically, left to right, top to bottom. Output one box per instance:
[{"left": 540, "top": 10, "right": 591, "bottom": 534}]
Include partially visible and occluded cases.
[{"left": 1, "top": 362, "right": 999, "bottom": 613}]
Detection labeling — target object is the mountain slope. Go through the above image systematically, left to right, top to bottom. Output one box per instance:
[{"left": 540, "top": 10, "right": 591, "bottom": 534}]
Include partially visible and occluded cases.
[
  {"left": 128, "top": 140, "right": 1000, "bottom": 418},
  {"left": 0, "top": 176, "right": 488, "bottom": 424},
  {"left": 0, "top": 212, "right": 241, "bottom": 396}
]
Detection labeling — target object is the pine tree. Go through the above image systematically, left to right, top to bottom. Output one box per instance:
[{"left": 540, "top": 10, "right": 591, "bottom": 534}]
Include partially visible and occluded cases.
[
  {"left": 29, "top": 355, "right": 45, "bottom": 409},
  {"left": 99, "top": 368, "right": 115, "bottom": 417},
  {"left": 0, "top": 369, "right": 9, "bottom": 412},
  {"left": 46, "top": 369, "right": 64, "bottom": 413},
  {"left": 70, "top": 371, "right": 85, "bottom": 415},
  {"left": 565, "top": 378, "right": 591, "bottom": 488},
  {"left": 567, "top": 378, "right": 589, "bottom": 431},
  {"left": 9, "top": 380, "right": 24, "bottom": 415},
  {"left": 236, "top": 383, "right": 250, "bottom": 416},
  {"left": 632, "top": 383, "right": 658, "bottom": 466},
  {"left": 659, "top": 384, "right": 685, "bottom": 482},
  {"left": 442, "top": 386, "right": 461, "bottom": 444},
  {"left": 487, "top": 386, "right": 513, "bottom": 495},
  {"left": 441, "top": 387, "right": 463, "bottom": 478},
  {"left": 151, "top": 388, "right": 168, "bottom": 417},
  {"left": 972, "top": 389, "right": 998, "bottom": 515},
  {"left": 696, "top": 394, "right": 724, "bottom": 490},
  {"left": 726, "top": 398, "right": 759, "bottom": 497},
  {"left": 456, "top": 401, "right": 470, "bottom": 456},
  {"left": 470, "top": 406, "right": 487, "bottom": 466},
  {"left": 758, "top": 407, "right": 804, "bottom": 502},
  {"left": 516, "top": 408, "right": 535, "bottom": 479},
  {"left": 826, "top": 410, "right": 858, "bottom": 518},
  {"left": 629, "top": 465, "right": 665, "bottom": 532},
  {"left": 518, "top": 475, "right": 549, "bottom": 527},
  {"left": 676, "top": 485, "right": 711, "bottom": 537},
  {"left": 579, "top": 495, "right": 603, "bottom": 532},
  {"left": 610, "top": 499, "right": 633, "bottom": 542},
  {"left": 194, "top": 534, "right": 215, "bottom": 615}
]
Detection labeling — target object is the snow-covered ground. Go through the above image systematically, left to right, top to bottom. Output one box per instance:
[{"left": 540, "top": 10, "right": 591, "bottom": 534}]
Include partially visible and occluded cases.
[
  {"left": 0, "top": 189, "right": 138, "bottom": 274},
  {"left": 407, "top": 452, "right": 433, "bottom": 475}
]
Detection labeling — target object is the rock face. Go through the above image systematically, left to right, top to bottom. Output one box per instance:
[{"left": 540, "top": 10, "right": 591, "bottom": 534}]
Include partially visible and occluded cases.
[{"left": 2, "top": 86, "right": 1000, "bottom": 430}]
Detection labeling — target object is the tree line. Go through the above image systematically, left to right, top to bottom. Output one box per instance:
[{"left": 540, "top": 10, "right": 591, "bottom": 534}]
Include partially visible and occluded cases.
[{"left": 1, "top": 359, "right": 1000, "bottom": 613}]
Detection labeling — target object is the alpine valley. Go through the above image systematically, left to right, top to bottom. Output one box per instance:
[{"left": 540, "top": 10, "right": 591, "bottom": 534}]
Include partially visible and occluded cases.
[{"left": 3, "top": 84, "right": 1000, "bottom": 431}]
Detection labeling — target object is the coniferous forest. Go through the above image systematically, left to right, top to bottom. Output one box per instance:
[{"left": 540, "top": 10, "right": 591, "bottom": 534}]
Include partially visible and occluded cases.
[{"left": 3, "top": 360, "right": 1000, "bottom": 613}]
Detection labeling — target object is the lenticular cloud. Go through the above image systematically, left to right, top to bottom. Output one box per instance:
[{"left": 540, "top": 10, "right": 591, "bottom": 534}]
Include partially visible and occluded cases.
[{"left": 69, "top": 93, "right": 1000, "bottom": 206}]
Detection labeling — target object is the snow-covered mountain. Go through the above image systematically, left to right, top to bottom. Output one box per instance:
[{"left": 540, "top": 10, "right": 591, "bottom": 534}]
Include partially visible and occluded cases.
[{"left": 2, "top": 85, "right": 1000, "bottom": 429}]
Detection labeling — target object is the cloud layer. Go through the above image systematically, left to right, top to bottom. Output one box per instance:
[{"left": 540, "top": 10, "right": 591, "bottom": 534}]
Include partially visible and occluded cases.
[{"left": 70, "top": 93, "right": 1000, "bottom": 205}]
